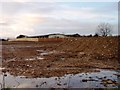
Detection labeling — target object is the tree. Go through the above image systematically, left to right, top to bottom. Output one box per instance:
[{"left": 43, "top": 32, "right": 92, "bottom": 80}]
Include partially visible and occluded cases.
[
  {"left": 96, "top": 23, "right": 113, "bottom": 36},
  {"left": 72, "top": 33, "right": 80, "bottom": 37},
  {"left": 94, "top": 33, "right": 99, "bottom": 37},
  {"left": 87, "top": 34, "right": 92, "bottom": 37},
  {"left": 16, "top": 35, "right": 27, "bottom": 39}
]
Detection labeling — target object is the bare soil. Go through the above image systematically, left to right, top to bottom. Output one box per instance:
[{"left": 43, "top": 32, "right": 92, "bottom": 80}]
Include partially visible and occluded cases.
[{"left": 1, "top": 37, "right": 120, "bottom": 77}]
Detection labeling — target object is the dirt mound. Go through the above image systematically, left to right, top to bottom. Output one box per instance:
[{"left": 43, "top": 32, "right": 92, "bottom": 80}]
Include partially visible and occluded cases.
[{"left": 56, "top": 37, "right": 119, "bottom": 59}]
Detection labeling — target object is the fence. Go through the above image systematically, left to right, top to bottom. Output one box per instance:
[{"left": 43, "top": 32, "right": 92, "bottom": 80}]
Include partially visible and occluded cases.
[
  {"left": 10, "top": 38, "right": 65, "bottom": 42},
  {"left": 13, "top": 38, "right": 39, "bottom": 42},
  {"left": 38, "top": 38, "right": 65, "bottom": 42}
]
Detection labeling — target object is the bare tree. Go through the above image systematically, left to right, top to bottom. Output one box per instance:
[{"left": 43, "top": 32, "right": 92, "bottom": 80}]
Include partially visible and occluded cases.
[{"left": 97, "top": 23, "right": 113, "bottom": 36}]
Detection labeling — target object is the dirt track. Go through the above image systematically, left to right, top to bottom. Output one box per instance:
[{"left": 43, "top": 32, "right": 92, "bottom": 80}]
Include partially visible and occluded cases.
[{"left": 2, "top": 37, "right": 120, "bottom": 77}]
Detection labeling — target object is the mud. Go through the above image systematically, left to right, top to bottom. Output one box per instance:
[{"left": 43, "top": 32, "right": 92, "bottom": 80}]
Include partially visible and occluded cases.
[{"left": 2, "top": 37, "right": 120, "bottom": 78}]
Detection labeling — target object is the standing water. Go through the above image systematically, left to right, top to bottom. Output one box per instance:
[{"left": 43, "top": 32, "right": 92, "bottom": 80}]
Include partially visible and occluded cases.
[{"left": 0, "top": 69, "right": 119, "bottom": 88}]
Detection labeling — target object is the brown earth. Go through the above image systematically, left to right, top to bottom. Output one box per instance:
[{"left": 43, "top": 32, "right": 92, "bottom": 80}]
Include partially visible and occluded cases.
[{"left": 1, "top": 36, "right": 120, "bottom": 77}]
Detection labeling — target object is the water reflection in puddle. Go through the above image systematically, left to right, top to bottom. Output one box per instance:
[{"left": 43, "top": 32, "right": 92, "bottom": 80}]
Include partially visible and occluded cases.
[{"left": 0, "top": 69, "right": 119, "bottom": 88}]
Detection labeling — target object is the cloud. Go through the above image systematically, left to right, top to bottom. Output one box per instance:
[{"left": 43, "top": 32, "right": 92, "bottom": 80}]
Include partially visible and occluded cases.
[
  {"left": 1, "top": 0, "right": 119, "bottom": 2},
  {"left": 0, "top": 2, "right": 118, "bottom": 38},
  {"left": 0, "top": 13, "right": 44, "bottom": 38},
  {"left": 31, "top": 17, "right": 99, "bottom": 36}
]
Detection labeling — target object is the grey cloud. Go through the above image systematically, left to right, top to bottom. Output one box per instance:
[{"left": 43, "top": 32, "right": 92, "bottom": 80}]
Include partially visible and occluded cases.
[
  {"left": 0, "top": 2, "right": 118, "bottom": 38},
  {"left": 1, "top": 2, "right": 61, "bottom": 15},
  {"left": 1, "top": 2, "right": 25, "bottom": 15},
  {"left": 93, "top": 2, "right": 118, "bottom": 15},
  {"left": 31, "top": 17, "right": 97, "bottom": 35},
  {"left": 0, "top": 22, "right": 9, "bottom": 25}
]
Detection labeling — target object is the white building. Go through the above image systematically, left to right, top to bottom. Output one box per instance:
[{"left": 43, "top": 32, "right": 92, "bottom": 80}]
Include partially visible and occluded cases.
[{"left": 48, "top": 34, "right": 66, "bottom": 38}]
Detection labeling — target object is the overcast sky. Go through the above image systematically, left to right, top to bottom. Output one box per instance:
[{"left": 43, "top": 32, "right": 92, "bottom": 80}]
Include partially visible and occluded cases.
[{"left": 0, "top": 0, "right": 118, "bottom": 38}]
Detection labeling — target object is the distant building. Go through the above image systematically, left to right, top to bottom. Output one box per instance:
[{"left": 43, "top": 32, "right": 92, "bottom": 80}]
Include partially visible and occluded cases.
[
  {"left": 66, "top": 33, "right": 81, "bottom": 37},
  {"left": 9, "top": 34, "right": 66, "bottom": 42},
  {"left": 48, "top": 34, "right": 66, "bottom": 38},
  {"left": 29, "top": 35, "right": 49, "bottom": 38}
]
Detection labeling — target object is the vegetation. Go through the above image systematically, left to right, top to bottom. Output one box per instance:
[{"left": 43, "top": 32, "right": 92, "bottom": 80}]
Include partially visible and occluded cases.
[
  {"left": 96, "top": 23, "right": 113, "bottom": 36},
  {"left": 16, "top": 35, "right": 28, "bottom": 39}
]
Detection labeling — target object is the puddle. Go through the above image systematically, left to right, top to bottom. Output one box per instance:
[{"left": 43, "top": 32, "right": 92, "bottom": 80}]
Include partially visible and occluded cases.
[
  {"left": 36, "top": 50, "right": 44, "bottom": 52},
  {"left": 39, "top": 50, "right": 65, "bottom": 56},
  {"left": 40, "top": 51, "right": 56, "bottom": 56},
  {"left": 25, "top": 57, "right": 44, "bottom": 61},
  {"left": 36, "top": 57, "right": 44, "bottom": 60},
  {"left": 0, "top": 69, "right": 119, "bottom": 88}
]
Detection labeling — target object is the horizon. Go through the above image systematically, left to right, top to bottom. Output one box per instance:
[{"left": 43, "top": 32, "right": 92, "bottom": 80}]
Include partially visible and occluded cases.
[
  {"left": 0, "top": 1, "right": 118, "bottom": 38},
  {"left": 0, "top": 32, "right": 119, "bottom": 39}
]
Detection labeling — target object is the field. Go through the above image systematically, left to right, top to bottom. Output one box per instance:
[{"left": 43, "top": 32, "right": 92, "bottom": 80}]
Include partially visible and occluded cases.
[
  {"left": 1, "top": 36, "right": 120, "bottom": 88},
  {"left": 2, "top": 36, "right": 119, "bottom": 77}
]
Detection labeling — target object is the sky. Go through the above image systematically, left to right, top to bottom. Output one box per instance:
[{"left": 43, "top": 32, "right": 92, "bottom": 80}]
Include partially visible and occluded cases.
[{"left": 0, "top": 0, "right": 119, "bottom": 38}]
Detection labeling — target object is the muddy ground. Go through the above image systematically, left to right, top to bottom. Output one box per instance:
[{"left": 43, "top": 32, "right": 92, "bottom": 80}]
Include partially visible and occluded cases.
[{"left": 1, "top": 37, "right": 120, "bottom": 78}]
